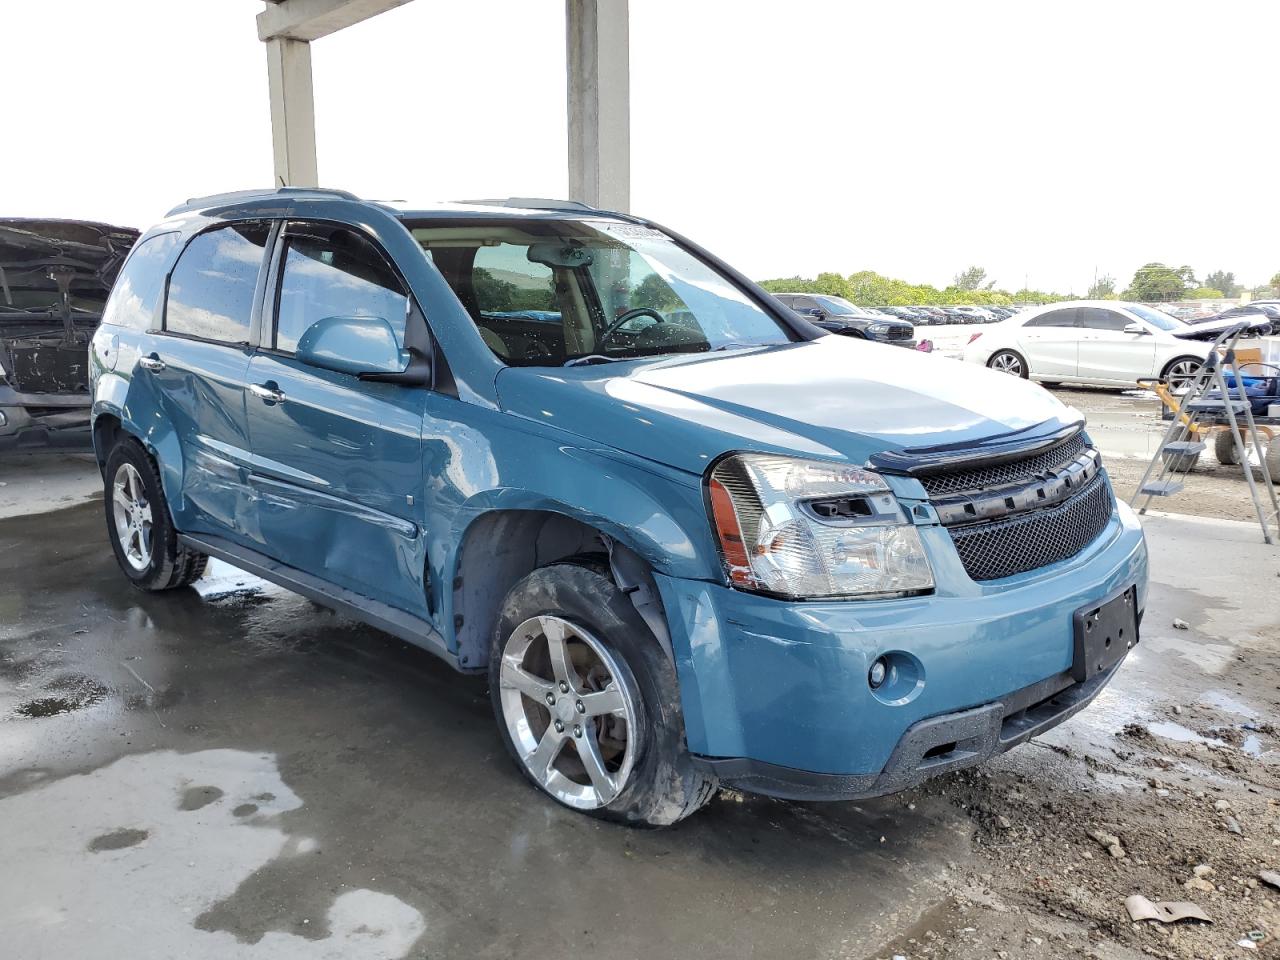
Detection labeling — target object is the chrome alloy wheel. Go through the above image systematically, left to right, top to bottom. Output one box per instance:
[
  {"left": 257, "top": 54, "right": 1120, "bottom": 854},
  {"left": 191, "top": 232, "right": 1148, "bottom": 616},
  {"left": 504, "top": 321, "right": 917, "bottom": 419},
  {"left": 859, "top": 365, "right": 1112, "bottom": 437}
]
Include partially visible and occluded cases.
[
  {"left": 990, "top": 351, "right": 1023, "bottom": 376},
  {"left": 1165, "top": 358, "right": 1202, "bottom": 393},
  {"left": 112, "top": 462, "right": 154, "bottom": 572},
  {"left": 499, "top": 615, "right": 638, "bottom": 810}
]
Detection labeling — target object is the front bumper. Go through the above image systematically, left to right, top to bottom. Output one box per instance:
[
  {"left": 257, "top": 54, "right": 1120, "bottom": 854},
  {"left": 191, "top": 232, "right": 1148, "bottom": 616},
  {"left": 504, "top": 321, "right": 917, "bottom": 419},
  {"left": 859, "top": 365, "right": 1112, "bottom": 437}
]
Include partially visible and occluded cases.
[{"left": 654, "top": 500, "right": 1147, "bottom": 798}]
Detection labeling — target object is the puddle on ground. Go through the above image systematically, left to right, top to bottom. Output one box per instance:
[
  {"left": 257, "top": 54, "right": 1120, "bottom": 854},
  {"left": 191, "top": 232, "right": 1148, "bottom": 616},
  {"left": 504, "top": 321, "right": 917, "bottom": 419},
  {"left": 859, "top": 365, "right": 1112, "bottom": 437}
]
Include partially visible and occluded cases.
[
  {"left": 11, "top": 674, "right": 109, "bottom": 719},
  {"left": 1199, "top": 689, "right": 1258, "bottom": 717},
  {"left": 1146, "top": 720, "right": 1228, "bottom": 748},
  {"left": 1242, "top": 734, "right": 1264, "bottom": 757}
]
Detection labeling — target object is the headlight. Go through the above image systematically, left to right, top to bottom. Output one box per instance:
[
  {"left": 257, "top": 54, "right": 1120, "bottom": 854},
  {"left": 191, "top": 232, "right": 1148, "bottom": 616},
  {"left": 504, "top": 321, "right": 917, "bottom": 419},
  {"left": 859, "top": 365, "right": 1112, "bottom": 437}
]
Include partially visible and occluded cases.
[{"left": 707, "top": 453, "right": 934, "bottom": 599}]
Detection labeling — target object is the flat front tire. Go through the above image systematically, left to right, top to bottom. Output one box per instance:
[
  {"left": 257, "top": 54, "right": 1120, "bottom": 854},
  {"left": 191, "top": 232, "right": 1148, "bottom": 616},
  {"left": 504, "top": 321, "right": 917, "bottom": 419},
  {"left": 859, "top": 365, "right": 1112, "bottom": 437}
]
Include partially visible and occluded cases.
[
  {"left": 103, "top": 438, "right": 208, "bottom": 591},
  {"left": 489, "top": 561, "right": 716, "bottom": 827}
]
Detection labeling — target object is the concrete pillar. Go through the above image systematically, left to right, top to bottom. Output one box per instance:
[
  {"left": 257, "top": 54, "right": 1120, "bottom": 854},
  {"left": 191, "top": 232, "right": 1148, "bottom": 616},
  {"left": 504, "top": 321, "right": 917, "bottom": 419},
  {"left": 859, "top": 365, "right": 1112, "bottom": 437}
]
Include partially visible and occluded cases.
[
  {"left": 565, "top": 0, "right": 630, "bottom": 212},
  {"left": 265, "top": 36, "right": 319, "bottom": 188}
]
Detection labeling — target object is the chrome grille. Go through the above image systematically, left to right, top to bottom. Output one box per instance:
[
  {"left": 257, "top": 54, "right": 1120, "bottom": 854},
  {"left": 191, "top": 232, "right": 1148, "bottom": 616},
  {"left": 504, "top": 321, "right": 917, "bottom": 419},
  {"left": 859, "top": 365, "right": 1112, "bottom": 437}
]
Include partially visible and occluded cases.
[
  {"left": 886, "top": 326, "right": 912, "bottom": 341},
  {"left": 920, "top": 433, "right": 1086, "bottom": 498},
  {"left": 946, "top": 472, "right": 1113, "bottom": 581}
]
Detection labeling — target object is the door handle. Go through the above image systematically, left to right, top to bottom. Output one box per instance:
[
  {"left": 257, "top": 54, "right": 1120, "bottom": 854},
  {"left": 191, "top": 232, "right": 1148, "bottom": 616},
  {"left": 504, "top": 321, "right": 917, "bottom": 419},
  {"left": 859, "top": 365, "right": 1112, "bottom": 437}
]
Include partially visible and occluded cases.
[
  {"left": 138, "top": 354, "right": 166, "bottom": 372},
  {"left": 248, "top": 383, "right": 286, "bottom": 404}
]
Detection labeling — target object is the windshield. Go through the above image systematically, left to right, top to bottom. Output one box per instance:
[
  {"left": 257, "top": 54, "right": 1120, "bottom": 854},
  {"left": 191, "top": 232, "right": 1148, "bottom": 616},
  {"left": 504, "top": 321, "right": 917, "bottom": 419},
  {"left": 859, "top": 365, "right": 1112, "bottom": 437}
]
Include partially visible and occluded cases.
[
  {"left": 408, "top": 218, "right": 792, "bottom": 365},
  {"left": 1126, "top": 303, "right": 1184, "bottom": 331}
]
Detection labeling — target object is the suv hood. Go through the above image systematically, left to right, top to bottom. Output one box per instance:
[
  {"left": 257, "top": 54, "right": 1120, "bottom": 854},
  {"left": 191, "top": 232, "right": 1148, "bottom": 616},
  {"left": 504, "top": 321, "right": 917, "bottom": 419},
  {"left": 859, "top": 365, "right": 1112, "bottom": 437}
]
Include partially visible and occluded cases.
[{"left": 496, "top": 336, "right": 1079, "bottom": 475}]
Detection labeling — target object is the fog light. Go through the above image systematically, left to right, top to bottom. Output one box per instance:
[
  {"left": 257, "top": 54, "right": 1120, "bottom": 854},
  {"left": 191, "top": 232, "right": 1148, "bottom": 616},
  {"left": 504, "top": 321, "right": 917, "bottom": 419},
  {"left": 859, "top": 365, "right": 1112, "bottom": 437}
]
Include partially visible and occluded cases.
[
  {"left": 0, "top": 410, "right": 7, "bottom": 427},
  {"left": 868, "top": 658, "right": 888, "bottom": 689}
]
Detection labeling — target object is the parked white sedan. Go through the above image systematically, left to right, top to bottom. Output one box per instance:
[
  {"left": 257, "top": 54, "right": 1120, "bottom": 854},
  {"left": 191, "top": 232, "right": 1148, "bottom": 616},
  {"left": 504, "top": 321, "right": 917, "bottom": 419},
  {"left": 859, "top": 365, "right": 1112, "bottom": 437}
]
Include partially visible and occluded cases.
[{"left": 962, "top": 300, "right": 1210, "bottom": 389}]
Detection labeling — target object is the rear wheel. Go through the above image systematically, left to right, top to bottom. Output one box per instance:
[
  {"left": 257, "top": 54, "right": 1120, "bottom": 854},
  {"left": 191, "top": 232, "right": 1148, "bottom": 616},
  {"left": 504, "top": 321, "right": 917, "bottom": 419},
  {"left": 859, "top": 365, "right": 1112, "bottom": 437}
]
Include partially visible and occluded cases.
[
  {"left": 988, "top": 349, "right": 1028, "bottom": 379},
  {"left": 1214, "top": 429, "right": 1241, "bottom": 465},
  {"left": 104, "top": 438, "right": 208, "bottom": 591},
  {"left": 1267, "top": 440, "right": 1280, "bottom": 485},
  {"left": 489, "top": 561, "right": 716, "bottom": 827}
]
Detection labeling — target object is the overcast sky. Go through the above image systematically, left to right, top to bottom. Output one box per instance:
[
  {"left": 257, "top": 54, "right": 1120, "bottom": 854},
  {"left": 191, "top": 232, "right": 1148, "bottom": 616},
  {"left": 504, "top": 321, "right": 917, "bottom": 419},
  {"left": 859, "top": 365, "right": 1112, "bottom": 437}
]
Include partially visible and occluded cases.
[{"left": 7, "top": 1, "right": 1277, "bottom": 294}]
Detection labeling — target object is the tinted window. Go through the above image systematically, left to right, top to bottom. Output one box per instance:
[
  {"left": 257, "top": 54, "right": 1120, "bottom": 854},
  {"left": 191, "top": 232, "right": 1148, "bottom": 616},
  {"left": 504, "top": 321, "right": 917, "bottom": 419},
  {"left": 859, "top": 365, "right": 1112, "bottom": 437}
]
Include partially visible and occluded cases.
[
  {"left": 166, "top": 223, "right": 271, "bottom": 342},
  {"left": 274, "top": 224, "right": 409, "bottom": 354},
  {"left": 101, "top": 233, "right": 180, "bottom": 331},
  {"left": 787, "top": 296, "right": 819, "bottom": 311},
  {"left": 1025, "top": 308, "right": 1078, "bottom": 328},
  {"left": 1080, "top": 308, "right": 1131, "bottom": 331}
]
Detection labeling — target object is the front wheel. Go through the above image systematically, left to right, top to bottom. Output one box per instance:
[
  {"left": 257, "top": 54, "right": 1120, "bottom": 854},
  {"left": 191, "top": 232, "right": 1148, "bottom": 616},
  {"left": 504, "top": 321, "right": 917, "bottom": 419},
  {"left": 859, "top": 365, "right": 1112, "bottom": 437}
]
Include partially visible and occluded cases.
[
  {"left": 988, "top": 349, "right": 1028, "bottom": 378},
  {"left": 1161, "top": 356, "right": 1204, "bottom": 393},
  {"left": 103, "top": 438, "right": 208, "bottom": 590},
  {"left": 489, "top": 561, "right": 716, "bottom": 826}
]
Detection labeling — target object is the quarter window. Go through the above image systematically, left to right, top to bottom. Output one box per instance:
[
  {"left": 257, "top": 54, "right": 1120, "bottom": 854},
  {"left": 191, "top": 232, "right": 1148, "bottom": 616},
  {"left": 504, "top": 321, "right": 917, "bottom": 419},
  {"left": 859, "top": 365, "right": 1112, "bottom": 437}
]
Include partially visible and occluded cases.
[
  {"left": 165, "top": 222, "right": 271, "bottom": 342},
  {"left": 274, "top": 224, "right": 409, "bottom": 354},
  {"left": 101, "top": 233, "right": 180, "bottom": 331}
]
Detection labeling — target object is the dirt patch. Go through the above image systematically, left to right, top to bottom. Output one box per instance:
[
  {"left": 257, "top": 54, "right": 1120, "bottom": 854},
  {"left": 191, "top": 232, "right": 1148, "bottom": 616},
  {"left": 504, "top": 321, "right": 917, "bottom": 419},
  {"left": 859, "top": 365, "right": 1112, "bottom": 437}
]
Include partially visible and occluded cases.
[
  {"left": 864, "top": 631, "right": 1280, "bottom": 960},
  {"left": 11, "top": 674, "right": 108, "bottom": 718},
  {"left": 179, "top": 785, "right": 224, "bottom": 811}
]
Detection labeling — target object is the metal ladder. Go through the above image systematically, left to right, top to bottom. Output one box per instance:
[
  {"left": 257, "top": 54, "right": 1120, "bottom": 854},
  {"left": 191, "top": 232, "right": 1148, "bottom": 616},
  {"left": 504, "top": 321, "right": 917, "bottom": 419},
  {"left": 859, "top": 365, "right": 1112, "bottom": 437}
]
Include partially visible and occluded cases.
[{"left": 1130, "top": 322, "right": 1280, "bottom": 544}]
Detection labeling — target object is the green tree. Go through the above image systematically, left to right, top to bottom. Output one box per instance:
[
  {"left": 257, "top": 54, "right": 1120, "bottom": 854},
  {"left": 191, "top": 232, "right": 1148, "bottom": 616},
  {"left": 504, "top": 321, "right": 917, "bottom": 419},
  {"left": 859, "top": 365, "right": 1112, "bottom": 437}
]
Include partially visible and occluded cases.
[
  {"left": 1123, "top": 263, "right": 1187, "bottom": 302},
  {"left": 1175, "top": 265, "right": 1197, "bottom": 289},
  {"left": 952, "top": 266, "right": 991, "bottom": 291},
  {"left": 1203, "top": 270, "right": 1241, "bottom": 298},
  {"left": 631, "top": 272, "right": 681, "bottom": 310},
  {"left": 1270, "top": 272, "right": 1280, "bottom": 290},
  {"left": 1088, "top": 274, "right": 1117, "bottom": 299},
  {"left": 1188, "top": 286, "right": 1225, "bottom": 299}
]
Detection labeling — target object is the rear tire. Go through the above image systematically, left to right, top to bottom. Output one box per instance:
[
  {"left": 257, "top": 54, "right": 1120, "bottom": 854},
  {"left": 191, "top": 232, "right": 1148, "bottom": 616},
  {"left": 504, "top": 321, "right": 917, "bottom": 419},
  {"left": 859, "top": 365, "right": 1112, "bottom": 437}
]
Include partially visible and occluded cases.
[
  {"left": 987, "top": 349, "right": 1028, "bottom": 379},
  {"left": 1214, "top": 430, "right": 1241, "bottom": 466},
  {"left": 103, "top": 438, "right": 208, "bottom": 591},
  {"left": 1266, "top": 440, "right": 1280, "bottom": 485},
  {"left": 489, "top": 560, "right": 716, "bottom": 827}
]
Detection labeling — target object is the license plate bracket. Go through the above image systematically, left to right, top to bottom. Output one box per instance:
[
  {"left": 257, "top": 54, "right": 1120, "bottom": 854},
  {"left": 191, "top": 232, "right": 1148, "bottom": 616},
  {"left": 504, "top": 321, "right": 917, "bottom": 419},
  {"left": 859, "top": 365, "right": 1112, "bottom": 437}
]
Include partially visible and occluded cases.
[{"left": 1072, "top": 585, "right": 1138, "bottom": 682}]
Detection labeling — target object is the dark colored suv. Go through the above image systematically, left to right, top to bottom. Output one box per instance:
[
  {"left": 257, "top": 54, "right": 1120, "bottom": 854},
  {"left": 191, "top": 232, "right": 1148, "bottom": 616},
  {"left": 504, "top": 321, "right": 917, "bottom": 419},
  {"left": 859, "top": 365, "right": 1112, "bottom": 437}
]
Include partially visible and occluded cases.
[{"left": 773, "top": 294, "right": 916, "bottom": 347}]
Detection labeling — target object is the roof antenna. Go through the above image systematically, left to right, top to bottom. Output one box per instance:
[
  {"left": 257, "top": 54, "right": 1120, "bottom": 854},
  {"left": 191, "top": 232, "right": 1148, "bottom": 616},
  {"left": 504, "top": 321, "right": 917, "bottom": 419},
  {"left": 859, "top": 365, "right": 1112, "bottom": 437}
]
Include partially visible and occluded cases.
[{"left": 277, "top": 174, "right": 287, "bottom": 188}]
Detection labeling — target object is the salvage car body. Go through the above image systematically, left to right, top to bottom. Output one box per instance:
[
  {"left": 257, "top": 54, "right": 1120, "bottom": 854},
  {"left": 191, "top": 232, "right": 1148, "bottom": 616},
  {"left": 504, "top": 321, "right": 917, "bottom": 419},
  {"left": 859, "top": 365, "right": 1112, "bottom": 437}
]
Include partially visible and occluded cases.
[
  {"left": 89, "top": 189, "right": 1147, "bottom": 802},
  {"left": 0, "top": 219, "right": 139, "bottom": 451}
]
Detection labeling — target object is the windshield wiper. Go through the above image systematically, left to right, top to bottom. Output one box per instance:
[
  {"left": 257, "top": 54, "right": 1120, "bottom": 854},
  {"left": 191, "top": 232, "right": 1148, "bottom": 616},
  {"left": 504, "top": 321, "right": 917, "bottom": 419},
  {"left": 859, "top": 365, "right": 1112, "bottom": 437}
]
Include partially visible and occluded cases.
[{"left": 562, "top": 354, "right": 622, "bottom": 367}]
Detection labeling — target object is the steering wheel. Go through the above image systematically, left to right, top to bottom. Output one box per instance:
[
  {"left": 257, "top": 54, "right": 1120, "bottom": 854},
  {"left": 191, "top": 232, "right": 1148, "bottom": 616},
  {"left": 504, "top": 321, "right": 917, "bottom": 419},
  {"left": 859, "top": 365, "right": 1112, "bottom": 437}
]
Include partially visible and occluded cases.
[{"left": 598, "top": 307, "right": 665, "bottom": 348}]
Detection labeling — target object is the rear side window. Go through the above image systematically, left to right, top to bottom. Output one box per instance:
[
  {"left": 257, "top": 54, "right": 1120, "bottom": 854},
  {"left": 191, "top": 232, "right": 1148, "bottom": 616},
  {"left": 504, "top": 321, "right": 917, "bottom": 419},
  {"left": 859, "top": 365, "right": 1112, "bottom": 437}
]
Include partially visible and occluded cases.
[
  {"left": 165, "top": 222, "right": 271, "bottom": 343},
  {"left": 274, "top": 224, "right": 409, "bottom": 354},
  {"left": 100, "top": 233, "right": 180, "bottom": 330},
  {"left": 1025, "top": 308, "right": 1079, "bottom": 328}
]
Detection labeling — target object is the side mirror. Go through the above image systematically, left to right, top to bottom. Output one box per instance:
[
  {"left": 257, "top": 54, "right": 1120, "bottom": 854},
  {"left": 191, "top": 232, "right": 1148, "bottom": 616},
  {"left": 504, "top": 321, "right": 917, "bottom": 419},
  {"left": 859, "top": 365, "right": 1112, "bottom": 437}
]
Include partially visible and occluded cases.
[
  {"left": 808, "top": 307, "right": 826, "bottom": 320},
  {"left": 296, "top": 316, "right": 415, "bottom": 378},
  {"left": 1123, "top": 321, "right": 1148, "bottom": 335}
]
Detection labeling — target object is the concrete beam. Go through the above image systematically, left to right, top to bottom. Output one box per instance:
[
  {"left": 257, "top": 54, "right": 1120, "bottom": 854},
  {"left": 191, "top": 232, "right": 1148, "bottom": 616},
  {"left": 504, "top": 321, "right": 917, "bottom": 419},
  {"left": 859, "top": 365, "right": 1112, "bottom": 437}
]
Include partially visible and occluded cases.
[
  {"left": 257, "top": 0, "right": 414, "bottom": 42},
  {"left": 566, "top": 0, "right": 630, "bottom": 212},
  {"left": 266, "top": 37, "right": 319, "bottom": 187}
]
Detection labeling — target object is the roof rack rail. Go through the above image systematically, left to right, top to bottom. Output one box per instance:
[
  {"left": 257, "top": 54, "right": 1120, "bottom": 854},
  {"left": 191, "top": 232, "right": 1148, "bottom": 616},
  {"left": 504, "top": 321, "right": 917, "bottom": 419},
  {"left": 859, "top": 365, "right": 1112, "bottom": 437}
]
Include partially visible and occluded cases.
[
  {"left": 165, "top": 187, "right": 361, "bottom": 217},
  {"left": 459, "top": 197, "right": 597, "bottom": 212}
]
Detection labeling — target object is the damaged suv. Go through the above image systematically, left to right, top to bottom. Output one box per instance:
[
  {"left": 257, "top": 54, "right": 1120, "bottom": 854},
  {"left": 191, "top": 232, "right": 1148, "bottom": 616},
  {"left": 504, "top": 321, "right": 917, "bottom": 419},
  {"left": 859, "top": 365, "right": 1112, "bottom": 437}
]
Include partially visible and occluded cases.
[
  {"left": 90, "top": 188, "right": 1147, "bottom": 826},
  {"left": 1, "top": 219, "right": 139, "bottom": 451}
]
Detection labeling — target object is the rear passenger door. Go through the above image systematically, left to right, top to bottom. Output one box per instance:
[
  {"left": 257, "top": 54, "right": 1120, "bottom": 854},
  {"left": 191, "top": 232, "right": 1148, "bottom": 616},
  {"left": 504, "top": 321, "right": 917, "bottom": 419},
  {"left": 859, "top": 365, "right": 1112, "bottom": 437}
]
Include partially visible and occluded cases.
[
  {"left": 243, "top": 220, "right": 429, "bottom": 615},
  {"left": 147, "top": 221, "right": 273, "bottom": 541},
  {"left": 1075, "top": 307, "right": 1158, "bottom": 383},
  {"left": 1016, "top": 308, "right": 1080, "bottom": 378}
]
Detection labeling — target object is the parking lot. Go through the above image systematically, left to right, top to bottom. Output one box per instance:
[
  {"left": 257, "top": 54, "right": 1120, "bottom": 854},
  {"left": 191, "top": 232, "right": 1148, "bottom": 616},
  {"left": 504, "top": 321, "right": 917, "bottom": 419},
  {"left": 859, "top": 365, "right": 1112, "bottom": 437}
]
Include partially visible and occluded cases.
[{"left": 3, "top": 383, "right": 1277, "bottom": 960}]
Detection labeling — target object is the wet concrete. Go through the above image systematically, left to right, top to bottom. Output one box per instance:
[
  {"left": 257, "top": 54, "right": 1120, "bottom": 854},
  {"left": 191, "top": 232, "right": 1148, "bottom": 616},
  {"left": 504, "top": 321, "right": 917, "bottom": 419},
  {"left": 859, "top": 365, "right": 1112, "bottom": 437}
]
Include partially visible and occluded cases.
[
  {"left": 3, "top": 461, "right": 1278, "bottom": 959},
  {"left": 0, "top": 498, "right": 976, "bottom": 959}
]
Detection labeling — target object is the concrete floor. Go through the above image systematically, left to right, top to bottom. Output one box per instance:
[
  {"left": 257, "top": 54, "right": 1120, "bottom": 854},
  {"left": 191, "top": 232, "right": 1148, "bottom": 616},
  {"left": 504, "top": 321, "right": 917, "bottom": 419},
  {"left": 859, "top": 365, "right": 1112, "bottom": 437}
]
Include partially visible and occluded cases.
[{"left": 1, "top": 452, "right": 1277, "bottom": 959}]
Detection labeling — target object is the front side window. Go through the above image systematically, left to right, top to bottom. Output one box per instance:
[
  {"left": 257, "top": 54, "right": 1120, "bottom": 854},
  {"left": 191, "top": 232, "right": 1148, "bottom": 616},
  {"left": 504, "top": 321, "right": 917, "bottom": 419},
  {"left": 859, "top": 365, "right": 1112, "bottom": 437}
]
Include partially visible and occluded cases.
[
  {"left": 412, "top": 218, "right": 792, "bottom": 365},
  {"left": 166, "top": 222, "right": 271, "bottom": 343},
  {"left": 274, "top": 223, "right": 409, "bottom": 354},
  {"left": 101, "top": 232, "right": 180, "bottom": 331},
  {"left": 1079, "top": 308, "right": 1131, "bottom": 331}
]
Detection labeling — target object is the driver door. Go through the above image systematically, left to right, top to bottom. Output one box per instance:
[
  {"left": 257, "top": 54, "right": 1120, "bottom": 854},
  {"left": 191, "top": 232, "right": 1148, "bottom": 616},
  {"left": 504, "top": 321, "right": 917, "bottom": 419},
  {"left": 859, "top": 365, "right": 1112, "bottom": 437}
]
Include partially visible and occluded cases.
[
  {"left": 243, "top": 220, "right": 429, "bottom": 615},
  {"left": 1016, "top": 307, "right": 1081, "bottom": 378},
  {"left": 1075, "top": 307, "right": 1158, "bottom": 383}
]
